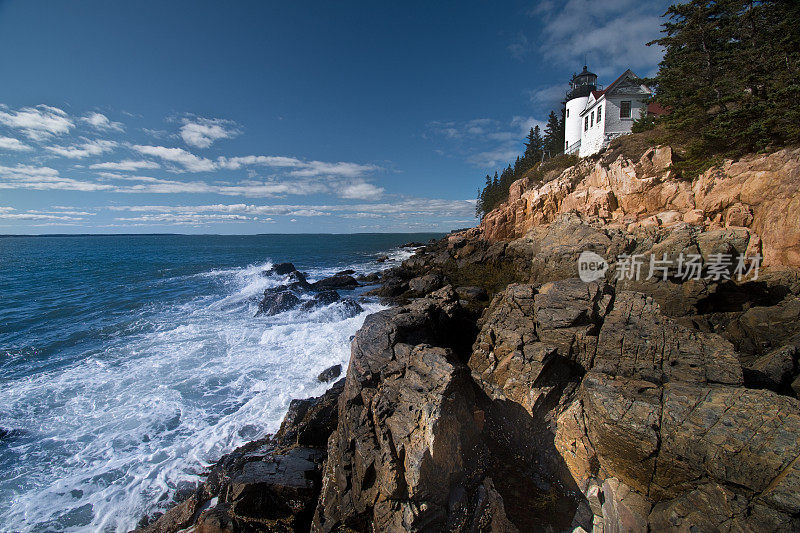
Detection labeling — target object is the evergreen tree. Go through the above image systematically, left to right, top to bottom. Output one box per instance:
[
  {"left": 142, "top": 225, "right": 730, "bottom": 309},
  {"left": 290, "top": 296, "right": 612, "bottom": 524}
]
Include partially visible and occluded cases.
[
  {"left": 649, "top": 0, "right": 800, "bottom": 168},
  {"left": 543, "top": 111, "right": 562, "bottom": 157},
  {"left": 523, "top": 126, "right": 544, "bottom": 166}
]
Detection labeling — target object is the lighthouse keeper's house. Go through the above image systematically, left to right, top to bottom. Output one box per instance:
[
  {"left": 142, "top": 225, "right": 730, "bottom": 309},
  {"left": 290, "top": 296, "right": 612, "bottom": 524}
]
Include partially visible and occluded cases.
[{"left": 564, "top": 66, "right": 656, "bottom": 157}]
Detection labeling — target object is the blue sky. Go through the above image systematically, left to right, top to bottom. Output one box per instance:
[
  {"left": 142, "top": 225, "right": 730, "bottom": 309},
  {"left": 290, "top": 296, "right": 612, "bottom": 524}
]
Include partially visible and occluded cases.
[{"left": 0, "top": 0, "right": 672, "bottom": 234}]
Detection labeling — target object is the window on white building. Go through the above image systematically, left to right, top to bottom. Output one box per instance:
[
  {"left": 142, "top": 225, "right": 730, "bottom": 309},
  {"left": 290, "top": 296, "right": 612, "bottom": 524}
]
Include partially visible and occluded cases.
[
  {"left": 620, "top": 101, "right": 631, "bottom": 119},
  {"left": 597, "top": 106, "right": 602, "bottom": 123},
  {"left": 566, "top": 109, "right": 569, "bottom": 118},
  {"left": 590, "top": 111, "right": 594, "bottom": 127},
  {"left": 584, "top": 116, "right": 588, "bottom": 131},
  {"left": 565, "top": 141, "right": 569, "bottom": 150}
]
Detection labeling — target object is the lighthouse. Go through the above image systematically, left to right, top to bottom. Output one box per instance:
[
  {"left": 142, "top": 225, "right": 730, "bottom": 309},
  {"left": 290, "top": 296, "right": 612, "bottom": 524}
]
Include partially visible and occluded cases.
[{"left": 564, "top": 65, "right": 597, "bottom": 154}]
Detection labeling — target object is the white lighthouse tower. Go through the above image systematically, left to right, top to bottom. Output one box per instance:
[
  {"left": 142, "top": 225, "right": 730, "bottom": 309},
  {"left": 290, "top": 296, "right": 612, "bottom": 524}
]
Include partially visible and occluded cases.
[{"left": 564, "top": 65, "right": 598, "bottom": 154}]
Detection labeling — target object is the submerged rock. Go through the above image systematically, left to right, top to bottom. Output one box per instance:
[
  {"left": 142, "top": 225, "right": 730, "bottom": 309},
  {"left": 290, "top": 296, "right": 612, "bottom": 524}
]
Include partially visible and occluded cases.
[
  {"left": 255, "top": 290, "right": 301, "bottom": 317},
  {"left": 300, "top": 290, "right": 340, "bottom": 311},
  {"left": 338, "top": 298, "right": 363, "bottom": 317},
  {"left": 317, "top": 364, "right": 342, "bottom": 383}
]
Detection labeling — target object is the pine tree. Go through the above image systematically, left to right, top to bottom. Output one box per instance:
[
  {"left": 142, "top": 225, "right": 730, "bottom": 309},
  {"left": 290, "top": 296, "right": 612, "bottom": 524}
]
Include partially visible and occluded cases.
[
  {"left": 649, "top": 0, "right": 800, "bottom": 169},
  {"left": 543, "top": 111, "right": 562, "bottom": 157},
  {"left": 523, "top": 126, "right": 544, "bottom": 166}
]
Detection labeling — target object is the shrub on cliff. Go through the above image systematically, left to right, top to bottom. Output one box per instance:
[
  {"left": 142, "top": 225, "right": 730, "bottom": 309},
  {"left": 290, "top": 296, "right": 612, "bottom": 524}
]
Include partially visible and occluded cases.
[{"left": 648, "top": 0, "right": 800, "bottom": 173}]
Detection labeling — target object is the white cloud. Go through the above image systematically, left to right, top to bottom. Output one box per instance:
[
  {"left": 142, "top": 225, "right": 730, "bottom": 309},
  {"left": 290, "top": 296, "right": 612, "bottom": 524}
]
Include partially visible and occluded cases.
[
  {"left": 534, "top": 0, "right": 668, "bottom": 77},
  {"left": 507, "top": 32, "right": 530, "bottom": 60},
  {"left": 527, "top": 84, "right": 568, "bottom": 110},
  {"left": 0, "top": 104, "right": 74, "bottom": 140},
  {"left": 81, "top": 112, "right": 124, "bottom": 132},
  {"left": 427, "top": 116, "right": 547, "bottom": 169},
  {"left": 179, "top": 117, "right": 240, "bottom": 149},
  {"left": 0, "top": 136, "right": 32, "bottom": 151},
  {"left": 45, "top": 139, "right": 117, "bottom": 159},
  {"left": 133, "top": 144, "right": 379, "bottom": 179},
  {"left": 132, "top": 145, "right": 216, "bottom": 172},
  {"left": 468, "top": 147, "right": 521, "bottom": 168},
  {"left": 217, "top": 155, "right": 305, "bottom": 170},
  {"left": 217, "top": 155, "right": 378, "bottom": 178},
  {"left": 90, "top": 160, "right": 160, "bottom": 171},
  {"left": 289, "top": 161, "right": 378, "bottom": 178},
  {"left": 0, "top": 164, "right": 115, "bottom": 192},
  {"left": 0, "top": 165, "right": 384, "bottom": 199},
  {"left": 337, "top": 182, "right": 385, "bottom": 200},
  {"left": 105, "top": 198, "right": 477, "bottom": 221},
  {"left": 0, "top": 208, "right": 85, "bottom": 221},
  {"left": 114, "top": 213, "right": 258, "bottom": 225}
]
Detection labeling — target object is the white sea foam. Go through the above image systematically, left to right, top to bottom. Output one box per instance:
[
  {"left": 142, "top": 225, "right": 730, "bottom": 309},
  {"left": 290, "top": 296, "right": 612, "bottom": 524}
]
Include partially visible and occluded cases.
[{"left": 0, "top": 260, "right": 385, "bottom": 532}]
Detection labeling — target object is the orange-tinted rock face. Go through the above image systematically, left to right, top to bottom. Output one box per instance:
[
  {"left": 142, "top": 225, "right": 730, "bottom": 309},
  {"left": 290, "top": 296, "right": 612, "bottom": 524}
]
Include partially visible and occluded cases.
[{"left": 480, "top": 145, "right": 800, "bottom": 268}]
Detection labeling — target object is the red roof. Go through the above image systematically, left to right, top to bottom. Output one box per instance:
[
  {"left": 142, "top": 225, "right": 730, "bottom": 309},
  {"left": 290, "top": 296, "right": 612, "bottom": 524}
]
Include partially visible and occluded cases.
[
  {"left": 591, "top": 90, "right": 606, "bottom": 99},
  {"left": 647, "top": 102, "right": 669, "bottom": 116}
]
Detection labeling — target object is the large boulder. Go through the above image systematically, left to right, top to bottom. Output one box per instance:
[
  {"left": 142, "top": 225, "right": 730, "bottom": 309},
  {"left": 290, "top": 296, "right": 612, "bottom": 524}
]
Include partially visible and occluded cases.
[
  {"left": 266, "top": 262, "right": 298, "bottom": 275},
  {"left": 407, "top": 272, "right": 444, "bottom": 296},
  {"left": 310, "top": 274, "right": 359, "bottom": 291},
  {"left": 313, "top": 289, "right": 516, "bottom": 532},
  {"left": 593, "top": 291, "right": 743, "bottom": 385}
]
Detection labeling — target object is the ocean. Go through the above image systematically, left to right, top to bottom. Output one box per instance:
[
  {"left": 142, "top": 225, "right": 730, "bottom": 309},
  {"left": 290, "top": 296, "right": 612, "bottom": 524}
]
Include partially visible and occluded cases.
[{"left": 0, "top": 233, "right": 440, "bottom": 532}]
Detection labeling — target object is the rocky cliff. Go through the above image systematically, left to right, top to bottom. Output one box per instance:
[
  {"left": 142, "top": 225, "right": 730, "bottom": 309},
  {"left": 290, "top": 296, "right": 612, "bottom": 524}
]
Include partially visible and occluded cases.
[
  {"left": 138, "top": 143, "right": 800, "bottom": 532},
  {"left": 480, "top": 144, "right": 800, "bottom": 268}
]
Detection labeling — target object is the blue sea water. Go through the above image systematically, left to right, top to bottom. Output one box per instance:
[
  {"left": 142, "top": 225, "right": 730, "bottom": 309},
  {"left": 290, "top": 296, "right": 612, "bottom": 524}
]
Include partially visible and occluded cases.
[{"left": 0, "top": 233, "right": 440, "bottom": 532}]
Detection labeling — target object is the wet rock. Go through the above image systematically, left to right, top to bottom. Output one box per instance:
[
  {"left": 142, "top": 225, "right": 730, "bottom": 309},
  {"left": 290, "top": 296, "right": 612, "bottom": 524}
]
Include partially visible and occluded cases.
[
  {"left": 401, "top": 241, "right": 424, "bottom": 248},
  {"left": 375, "top": 255, "right": 389, "bottom": 263},
  {"left": 266, "top": 262, "right": 297, "bottom": 275},
  {"left": 334, "top": 269, "right": 355, "bottom": 276},
  {"left": 286, "top": 270, "right": 311, "bottom": 288},
  {"left": 355, "top": 272, "right": 380, "bottom": 283},
  {"left": 310, "top": 274, "right": 359, "bottom": 291},
  {"left": 363, "top": 278, "right": 407, "bottom": 298},
  {"left": 255, "top": 290, "right": 301, "bottom": 317},
  {"left": 299, "top": 290, "right": 340, "bottom": 311},
  {"left": 338, "top": 298, "right": 363, "bottom": 317},
  {"left": 317, "top": 364, "right": 342, "bottom": 383},
  {"left": 139, "top": 376, "right": 346, "bottom": 533},
  {"left": 275, "top": 378, "right": 344, "bottom": 448},
  {"left": 0, "top": 428, "right": 22, "bottom": 443},
  {"left": 199, "top": 447, "right": 323, "bottom": 532},
  {"left": 134, "top": 494, "right": 202, "bottom": 533}
]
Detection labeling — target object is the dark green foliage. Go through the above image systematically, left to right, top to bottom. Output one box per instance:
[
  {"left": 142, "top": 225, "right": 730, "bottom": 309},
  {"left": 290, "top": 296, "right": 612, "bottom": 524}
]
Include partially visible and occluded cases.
[
  {"left": 649, "top": 0, "right": 800, "bottom": 173},
  {"left": 476, "top": 108, "right": 568, "bottom": 218},
  {"left": 543, "top": 111, "right": 564, "bottom": 155},
  {"left": 632, "top": 112, "right": 657, "bottom": 133},
  {"left": 523, "top": 126, "right": 544, "bottom": 167}
]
